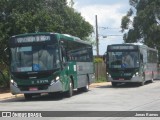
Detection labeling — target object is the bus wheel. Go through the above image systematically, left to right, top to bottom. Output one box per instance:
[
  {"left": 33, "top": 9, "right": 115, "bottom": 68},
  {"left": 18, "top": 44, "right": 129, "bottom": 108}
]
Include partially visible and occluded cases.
[
  {"left": 139, "top": 74, "right": 145, "bottom": 86},
  {"left": 65, "top": 80, "right": 73, "bottom": 97},
  {"left": 80, "top": 80, "right": 89, "bottom": 92},
  {"left": 83, "top": 81, "right": 89, "bottom": 92},
  {"left": 139, "top": 81, "right": 144, "bottom": 86},
  {"left": 112, "top": 82, "right": 118, "bottom": 87},
  {"left": 24, "top": 94, "right": 32, "bottom": 100}
]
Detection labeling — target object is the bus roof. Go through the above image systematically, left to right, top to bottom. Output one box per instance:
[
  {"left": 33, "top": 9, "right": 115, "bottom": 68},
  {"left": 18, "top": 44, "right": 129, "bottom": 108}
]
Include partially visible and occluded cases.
[
  {"left": 11, "top": 32, "right": 91, "bottom": 46},
  {"left": 11, "top": 32, "right": 53, "bottom": 37},
  {"left": 59, "top": 34, "right": 91, "bottom": 46},
  {"left": 107, "top": 43, "right": 157, "bottom": 51},
  {"left": 108, "top": 43, "right": 146, "bottom": 46}
]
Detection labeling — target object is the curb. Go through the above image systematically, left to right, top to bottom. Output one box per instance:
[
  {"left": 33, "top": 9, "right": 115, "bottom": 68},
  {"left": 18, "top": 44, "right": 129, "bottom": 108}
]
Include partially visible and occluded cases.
[{"left": 0, "top": 93, "right": 23, "bottom": 100}]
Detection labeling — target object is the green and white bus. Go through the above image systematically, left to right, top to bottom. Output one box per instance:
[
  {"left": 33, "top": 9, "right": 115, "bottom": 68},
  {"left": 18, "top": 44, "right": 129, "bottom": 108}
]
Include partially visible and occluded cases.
[
  {"left": 9, "top": 32, "right": 95, "bottom": 99},
  {"left": 105, "top": 43, "right": 158, "bottom": 87}
]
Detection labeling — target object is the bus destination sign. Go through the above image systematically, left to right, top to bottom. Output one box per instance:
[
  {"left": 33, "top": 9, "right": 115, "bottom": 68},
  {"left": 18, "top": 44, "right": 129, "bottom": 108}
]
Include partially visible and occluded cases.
[
  {"left": 15, "top": 35, "right": 50, "bottom": 43},
  {"left": 108, "top": 45, "right": 136, "bottom": 50}
]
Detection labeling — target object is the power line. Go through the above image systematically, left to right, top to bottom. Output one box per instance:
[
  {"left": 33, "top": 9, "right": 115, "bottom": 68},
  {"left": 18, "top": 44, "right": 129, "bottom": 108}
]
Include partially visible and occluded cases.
[
  {"left": 98, "top": 26, "right": 121, "bottom": 29},
  {"left": 107, "top": 35, "right": 123, "bottom": 36}
]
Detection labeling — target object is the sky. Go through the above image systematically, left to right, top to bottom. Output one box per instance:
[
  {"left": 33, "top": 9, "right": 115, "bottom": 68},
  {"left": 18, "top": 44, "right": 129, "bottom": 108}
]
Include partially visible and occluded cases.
[{"left": 68, "top": 0, "right": 131, "bottom": 55}]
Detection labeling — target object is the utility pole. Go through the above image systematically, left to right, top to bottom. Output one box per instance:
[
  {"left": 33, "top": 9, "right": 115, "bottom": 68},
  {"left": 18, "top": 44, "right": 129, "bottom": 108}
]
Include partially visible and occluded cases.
[
  {"left": 95, "top": 15, "right": 99, "bottom": 56},
  {"left": 95, "top": 15, "right": 99, "bottom": 81}
]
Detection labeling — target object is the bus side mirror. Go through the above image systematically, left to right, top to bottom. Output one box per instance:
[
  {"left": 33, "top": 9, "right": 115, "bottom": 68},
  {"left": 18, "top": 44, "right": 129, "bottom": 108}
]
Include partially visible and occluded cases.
[
  {"left": 61, "top": 46, "right": 67, "bottom": 61},
  {"left": 4, "top": 47, "right": 9, "bottom": 58},
  {"left": 103, "top": 53, "right": 106, "bottom": 63},
  {"left": 140, "top": 54, "right": 143, "bottom": 62},
  {"left": 103, "top": 56, "right": 105, "bottom": 63}
]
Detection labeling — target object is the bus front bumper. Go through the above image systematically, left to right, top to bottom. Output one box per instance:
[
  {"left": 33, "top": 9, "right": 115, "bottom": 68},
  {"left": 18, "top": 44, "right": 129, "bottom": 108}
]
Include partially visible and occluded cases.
[
  {"left": 108, "top": 76, "right": 143, "bottom": 83},
  {"left": 10, "top": 80, "right": 63, "bottom": 95}
]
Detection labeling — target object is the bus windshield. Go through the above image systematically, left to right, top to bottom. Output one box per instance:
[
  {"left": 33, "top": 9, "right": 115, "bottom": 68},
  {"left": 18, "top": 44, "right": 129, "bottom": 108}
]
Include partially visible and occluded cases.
[
  {"left": 11, "top": 45, "right": 60, "bottom": 72},
  {"left": 108, "top": 51, "right": 139, "bottom": 68}
]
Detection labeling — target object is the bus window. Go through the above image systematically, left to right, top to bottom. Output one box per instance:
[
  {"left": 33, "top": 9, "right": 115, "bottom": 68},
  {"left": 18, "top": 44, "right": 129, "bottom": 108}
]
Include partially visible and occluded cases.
[
  {"left": 108, "top": 51, "right": 139, "bottom": 68},
  {"left": 122, "top": 52, "right": 134, "bottom": 68}
]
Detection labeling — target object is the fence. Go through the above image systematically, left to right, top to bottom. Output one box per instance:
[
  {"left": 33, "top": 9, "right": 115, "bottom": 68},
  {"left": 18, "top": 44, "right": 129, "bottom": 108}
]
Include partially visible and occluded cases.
[{"left": 94, "top": 62, "right": 106, "bottom": 81}]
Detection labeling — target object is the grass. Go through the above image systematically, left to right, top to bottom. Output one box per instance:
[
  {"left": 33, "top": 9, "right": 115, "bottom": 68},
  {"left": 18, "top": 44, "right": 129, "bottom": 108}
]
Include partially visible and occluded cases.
[{"left": 95, "top": 76, "right": 107, "bottom": 83}]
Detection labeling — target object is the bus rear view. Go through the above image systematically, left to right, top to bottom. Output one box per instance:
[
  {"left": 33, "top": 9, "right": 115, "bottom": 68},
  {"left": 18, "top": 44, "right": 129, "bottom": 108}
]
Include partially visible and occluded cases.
[{"left": 106, "top": 44, "right": 158, "bottom": 87}]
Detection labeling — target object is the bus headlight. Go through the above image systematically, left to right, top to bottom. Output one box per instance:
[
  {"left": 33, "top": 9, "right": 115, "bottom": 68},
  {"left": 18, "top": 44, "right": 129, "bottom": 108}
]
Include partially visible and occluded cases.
[
  {"left": 133, "top": 72, "right": 139, "bottom": 77},
  {"left": 136, "top": 72, "right": 139, "bottom": 76},
  {"left": 50, "top": 76, "right": 60, "bottom": 86},
  {"left": 56, "top": 76, "right": 60, "bottom": 81},
  {"left": 10, "top": 79, "right": 17, "bottom": 87},
  {"left": 10, "top": 79, "right": 14, "bottom": 83}
]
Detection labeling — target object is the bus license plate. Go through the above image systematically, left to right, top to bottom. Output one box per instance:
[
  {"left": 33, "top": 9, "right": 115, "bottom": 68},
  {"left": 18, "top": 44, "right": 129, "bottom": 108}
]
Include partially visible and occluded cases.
[
  {"left": 119, "top": 78, "right": 124, "bottom": 80},
  {"left": 29, "top": 87, "right": 38, "bottom": 91}
]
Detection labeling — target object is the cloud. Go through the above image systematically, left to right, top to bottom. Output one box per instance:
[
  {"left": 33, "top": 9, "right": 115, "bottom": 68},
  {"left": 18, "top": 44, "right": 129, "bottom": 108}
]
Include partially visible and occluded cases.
[
  {"left": 72, "top": 1, "right": 131, "bottom": 55},
  {"left": 74, "top": 4, "right": 127, "bottom": 28}
]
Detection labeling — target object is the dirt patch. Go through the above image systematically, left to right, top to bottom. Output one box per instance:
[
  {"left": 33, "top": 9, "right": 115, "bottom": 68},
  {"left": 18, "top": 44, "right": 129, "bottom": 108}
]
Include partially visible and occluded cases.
[{"left": 90, "top": 82, "right": 111, "bottom": 88}]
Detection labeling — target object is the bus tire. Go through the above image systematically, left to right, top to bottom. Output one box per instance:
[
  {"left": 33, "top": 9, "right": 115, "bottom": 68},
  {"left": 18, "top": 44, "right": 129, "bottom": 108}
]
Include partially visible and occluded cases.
[
  {"left": 139, "top": 73, "right": 145, "bottom": 86},
  {"left": 65, "top": 79, "right": 73, "bottom": 97},
  {"left": 81, "top": 80, "right": 89, "bottom": 92},
  {"left": 139, "top": 81, "right": 144, "bottom": 86},
  {"left": 112, "top": 82, "right": 118, "bottom": 87},
  {"left": 24, "top": 94, "right": 32, "bottom": 100}
]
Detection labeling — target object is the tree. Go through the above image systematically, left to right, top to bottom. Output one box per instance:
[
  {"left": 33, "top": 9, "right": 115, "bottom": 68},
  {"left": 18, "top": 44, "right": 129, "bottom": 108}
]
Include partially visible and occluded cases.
[
  {"left": 0, "top": 0, "right": 93, "bottom": 87},
  {"left": 0, "top": 0, "right": 93, "bottom": 65},
  {"left": 121, "top": 0, "right": 160, "bottom": 49}
]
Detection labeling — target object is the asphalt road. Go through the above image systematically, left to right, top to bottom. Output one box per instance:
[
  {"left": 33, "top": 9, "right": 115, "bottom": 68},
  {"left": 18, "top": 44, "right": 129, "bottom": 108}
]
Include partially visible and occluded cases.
[{"left": 0, "top": 81, "right": 160, "bottom": 120}]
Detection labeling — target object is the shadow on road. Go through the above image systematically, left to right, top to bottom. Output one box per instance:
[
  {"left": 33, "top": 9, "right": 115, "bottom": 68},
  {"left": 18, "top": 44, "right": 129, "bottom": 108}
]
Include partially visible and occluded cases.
[
  {"left": 96, "top": 80, "right": 156, "bottom": 89},
  {"left": 0, "top": 90, "right": 89, "bottom": 102}
]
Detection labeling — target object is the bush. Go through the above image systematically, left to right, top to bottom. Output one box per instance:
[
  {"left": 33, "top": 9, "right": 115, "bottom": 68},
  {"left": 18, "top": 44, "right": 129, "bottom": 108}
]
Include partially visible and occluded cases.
[
  {"left": 94, "top": 57, "right": 103, "bottom": 63},
  {"left": 0, "top": 69, "right": 10, "bottom": 88},
  {"left": 95, "top": 76, "right": 107, "bottom": 83}
]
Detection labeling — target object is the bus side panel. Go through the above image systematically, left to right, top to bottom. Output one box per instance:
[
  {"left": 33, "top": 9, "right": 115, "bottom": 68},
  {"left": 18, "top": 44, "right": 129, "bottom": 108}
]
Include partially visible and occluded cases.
[
  {"left": 67, "top": 62, "right": 78, "bottom": 89},
  {"left": 76, "top": 62, "right": 95, "bottom": 88},
  {"left": 144, "top": 63, "right": 158, "bottom": 81},
  {"left": 59, "top": 67, "right": 70, "bottom": 92}
]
